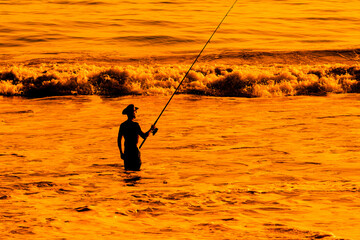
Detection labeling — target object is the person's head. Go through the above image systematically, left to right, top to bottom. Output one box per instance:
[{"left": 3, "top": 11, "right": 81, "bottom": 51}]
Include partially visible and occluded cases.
[{"left": 122, "top": 104, "right": 138, "bottom": 120}]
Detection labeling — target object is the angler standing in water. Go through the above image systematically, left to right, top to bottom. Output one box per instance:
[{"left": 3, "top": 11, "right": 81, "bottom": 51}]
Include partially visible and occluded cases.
[
  {"left": 118, "top": 0, "right": 237, "bottom": 165},
  {"left": 118, "top": 104, "right": 156, "bottom": 171}
]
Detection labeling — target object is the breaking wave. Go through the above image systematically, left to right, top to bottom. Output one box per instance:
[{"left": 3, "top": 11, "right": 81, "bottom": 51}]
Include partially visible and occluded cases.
[{"left": 1, "top": 63, "right": 360, "bottom": 97}]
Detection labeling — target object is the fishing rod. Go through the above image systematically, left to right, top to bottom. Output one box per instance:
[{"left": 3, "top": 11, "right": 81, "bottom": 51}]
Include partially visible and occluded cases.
[{"left": 139, "top": 0, "right": 238, "bottom": 149}]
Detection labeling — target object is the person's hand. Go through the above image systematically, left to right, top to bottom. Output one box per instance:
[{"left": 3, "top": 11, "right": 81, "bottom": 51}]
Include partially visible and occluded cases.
[
  {"left": 150, "top": 125, "right": 156, "bottom": 131},
  {"left": 152, "top": 125, "right": 158, "bottom": 135}
]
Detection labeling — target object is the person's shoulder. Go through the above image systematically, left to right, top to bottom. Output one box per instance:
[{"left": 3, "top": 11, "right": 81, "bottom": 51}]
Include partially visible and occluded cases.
[
  {"left": 120, "top": 120, "right": 131, "bottom": 128},
  {"left": 121, "top": 120, "right": 139, "bottom": 127},
  {"left": 131, "top": 121, "right": 140, "bottom": 128}
]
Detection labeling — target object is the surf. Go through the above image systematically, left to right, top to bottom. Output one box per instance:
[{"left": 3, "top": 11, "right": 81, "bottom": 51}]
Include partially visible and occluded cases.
[{"left": 1, "top": 57, "right": 359, "bottom": 98}]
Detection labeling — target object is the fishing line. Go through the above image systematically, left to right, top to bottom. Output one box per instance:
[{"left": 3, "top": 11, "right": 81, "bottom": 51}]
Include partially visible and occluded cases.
[{"left": 140, "top": 0, "right": 238, "bottom": 149}]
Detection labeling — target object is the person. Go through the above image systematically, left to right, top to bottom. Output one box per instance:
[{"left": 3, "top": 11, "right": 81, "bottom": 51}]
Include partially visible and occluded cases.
[{"left": 118, "top": 104, "right": 155, "bottom": 171}]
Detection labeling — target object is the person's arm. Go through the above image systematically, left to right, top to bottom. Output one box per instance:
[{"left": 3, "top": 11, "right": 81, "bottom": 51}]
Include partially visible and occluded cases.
[
  {"left": 138, "top": 124, "right": 156, "bottom": 139},
  {"left": 117, "top": 126, "right": 125, "bottom": 159}
]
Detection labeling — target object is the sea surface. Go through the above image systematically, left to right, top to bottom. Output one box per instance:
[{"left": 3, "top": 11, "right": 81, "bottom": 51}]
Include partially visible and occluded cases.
[
  {"left": 0, "top": 0, "right": 360, "bottom": 61},
  {"left": 1, "top": 0, "right": 360, "bottom": 239},
  {"left": 1, "top": 0, "right": 360, "bottom": 98},
  {"left": 0, "top": 94, "right": 360, "bottom": 239}
]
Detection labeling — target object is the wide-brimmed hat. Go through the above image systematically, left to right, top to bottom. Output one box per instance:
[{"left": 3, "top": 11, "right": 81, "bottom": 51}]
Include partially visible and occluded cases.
[{"left": 122, "top": 104, "right": 138, "bottom": 115}]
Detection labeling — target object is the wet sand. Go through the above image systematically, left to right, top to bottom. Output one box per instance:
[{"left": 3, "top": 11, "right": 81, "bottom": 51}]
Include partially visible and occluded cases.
[{"left": 0, "top": 94, "right": 359, "bottom": 239}]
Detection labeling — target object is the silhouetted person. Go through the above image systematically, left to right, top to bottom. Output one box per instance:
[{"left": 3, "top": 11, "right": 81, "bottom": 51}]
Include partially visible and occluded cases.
[{"left": 118, "top": 104, "right": 155, "bottom": 171}]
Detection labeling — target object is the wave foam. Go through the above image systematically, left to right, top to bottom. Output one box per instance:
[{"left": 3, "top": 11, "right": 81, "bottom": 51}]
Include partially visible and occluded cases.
[{"left": 1, "top": 63, "right": 360, "bottom": 97}]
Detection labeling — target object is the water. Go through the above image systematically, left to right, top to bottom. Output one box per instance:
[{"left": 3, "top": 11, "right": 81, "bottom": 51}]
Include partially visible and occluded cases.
[
  {"left": 1, "top": 0, "right": 360, "bottom": 61},
  {"left": 1, "top": 0, "right": 360, "bottom": 98},
  {"left": 1, "top": 1, "right": 360, "bottom": 239},
  {"left": 0, "top": 94, "right": 360, "bottom": 239}
]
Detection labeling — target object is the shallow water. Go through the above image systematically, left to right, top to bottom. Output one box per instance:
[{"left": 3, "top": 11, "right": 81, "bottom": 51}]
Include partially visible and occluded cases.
[{"left": 0, "top": 94, "right": 359, "bottom": 239}]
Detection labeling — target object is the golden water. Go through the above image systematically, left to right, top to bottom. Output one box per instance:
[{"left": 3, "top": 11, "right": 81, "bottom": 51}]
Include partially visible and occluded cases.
[
  {"left": 1, "top": 0, "right": 360, "bottom": 239},
  {"left": 1, "top": 0, "right": 359, "bottom": 61},
  {"left": 1, "top": 95, "right": 360, "bottom": 239}
]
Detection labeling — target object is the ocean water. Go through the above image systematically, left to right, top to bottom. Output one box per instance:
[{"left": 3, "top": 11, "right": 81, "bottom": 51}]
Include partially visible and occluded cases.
[
  {"left": 1, "top": 0, "right": 360, "bottom": 60},
  {"left": 1, "top": 0, "right": 360, "bottom": 98},
  {"left": 1, "top": 1, "right": 360, "bottom": 239},
  {"left": 0, "top": 94, "right": 360, "bottom": 239}
]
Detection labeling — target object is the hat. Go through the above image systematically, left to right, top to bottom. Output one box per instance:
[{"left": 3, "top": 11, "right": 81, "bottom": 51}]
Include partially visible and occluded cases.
[{"left": 122, "top": 104, "right": 138, "bottom": 115}]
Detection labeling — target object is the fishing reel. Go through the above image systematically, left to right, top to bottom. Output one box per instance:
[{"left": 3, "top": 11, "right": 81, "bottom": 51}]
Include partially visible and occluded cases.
[{"left": 152, "top": 128, "right": 158, "bottom": 135}]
